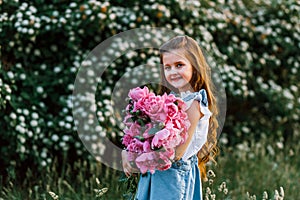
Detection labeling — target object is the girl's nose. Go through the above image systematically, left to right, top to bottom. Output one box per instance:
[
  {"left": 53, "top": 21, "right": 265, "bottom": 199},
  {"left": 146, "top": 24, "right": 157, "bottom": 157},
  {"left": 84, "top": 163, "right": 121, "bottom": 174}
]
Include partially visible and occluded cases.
[{"left": 169, "top": 68, "right": 179, "bottom": 75}]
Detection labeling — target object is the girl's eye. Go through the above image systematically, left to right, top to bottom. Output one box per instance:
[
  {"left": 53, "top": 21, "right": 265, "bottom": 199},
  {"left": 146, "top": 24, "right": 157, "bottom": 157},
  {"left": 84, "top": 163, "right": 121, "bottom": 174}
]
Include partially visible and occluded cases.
[
  {"left": 176, "top": 63, "right": 183, "bottom": 68},
  {"left": 164, "top": 66, "right": 171, "bottom": 70}
]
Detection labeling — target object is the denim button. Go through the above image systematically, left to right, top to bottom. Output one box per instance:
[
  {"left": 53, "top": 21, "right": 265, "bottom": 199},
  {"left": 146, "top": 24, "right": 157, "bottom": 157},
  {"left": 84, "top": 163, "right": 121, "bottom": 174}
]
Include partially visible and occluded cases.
[{"left": 176, "top": 162, "right": 181, "bottom": 167}]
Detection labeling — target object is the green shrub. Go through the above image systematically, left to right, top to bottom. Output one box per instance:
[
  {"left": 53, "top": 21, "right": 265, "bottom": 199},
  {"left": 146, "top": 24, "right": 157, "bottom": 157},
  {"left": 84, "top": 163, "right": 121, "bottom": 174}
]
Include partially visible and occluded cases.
[{"left": 1, "top": 0, "right": 299, "bottom": 181}]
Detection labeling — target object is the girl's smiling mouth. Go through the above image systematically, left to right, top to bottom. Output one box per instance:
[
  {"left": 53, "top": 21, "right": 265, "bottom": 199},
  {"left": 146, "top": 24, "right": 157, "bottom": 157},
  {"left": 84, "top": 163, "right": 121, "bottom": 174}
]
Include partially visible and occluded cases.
[{"left": 170, "top": 76, "right": 182, "bottom": 81}]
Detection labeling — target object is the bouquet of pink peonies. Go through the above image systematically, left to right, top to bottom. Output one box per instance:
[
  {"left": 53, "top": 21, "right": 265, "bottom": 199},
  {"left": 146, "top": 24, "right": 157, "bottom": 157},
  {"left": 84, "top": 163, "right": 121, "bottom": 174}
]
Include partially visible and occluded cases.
[{"left": 122, "top": 86, "right": 191, "bottom": 174}]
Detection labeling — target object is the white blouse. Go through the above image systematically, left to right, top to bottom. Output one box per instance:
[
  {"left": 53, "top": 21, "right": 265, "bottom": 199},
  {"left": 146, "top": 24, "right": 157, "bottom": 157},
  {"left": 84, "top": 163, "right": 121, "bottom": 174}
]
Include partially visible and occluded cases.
[{"left": 179, "top": 89, "right": 212, "bottom": 161}]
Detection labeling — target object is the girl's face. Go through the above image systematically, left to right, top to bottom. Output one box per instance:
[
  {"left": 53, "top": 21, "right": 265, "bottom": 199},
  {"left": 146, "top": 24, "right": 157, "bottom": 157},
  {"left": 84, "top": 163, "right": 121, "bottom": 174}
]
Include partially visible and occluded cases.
[{"left": 162, "top": 50, "right": 193, "bottom": 92}]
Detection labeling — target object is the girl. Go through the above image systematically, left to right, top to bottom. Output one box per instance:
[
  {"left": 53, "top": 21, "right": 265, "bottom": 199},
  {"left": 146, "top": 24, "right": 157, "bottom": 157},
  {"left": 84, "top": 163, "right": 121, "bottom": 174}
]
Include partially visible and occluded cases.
[{"left": 122, "top": 35, "right": 219, "bottom": 200}]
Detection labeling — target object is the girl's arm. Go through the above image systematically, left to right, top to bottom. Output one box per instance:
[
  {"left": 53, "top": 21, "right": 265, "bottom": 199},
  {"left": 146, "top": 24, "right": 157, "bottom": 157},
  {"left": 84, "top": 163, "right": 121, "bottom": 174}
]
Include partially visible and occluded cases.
[{"left": 174, "top": 100, "right": 203, "bottom": 160}]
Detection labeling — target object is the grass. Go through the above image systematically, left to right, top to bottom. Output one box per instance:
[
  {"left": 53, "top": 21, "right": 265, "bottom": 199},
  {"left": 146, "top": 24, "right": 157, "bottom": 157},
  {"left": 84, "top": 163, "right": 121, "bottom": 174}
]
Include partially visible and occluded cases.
[
  {"left": 1, "top": 136, "right": 299, "bottom": 200},
  {"left": 203, "top": 136, "right": 300, "bottom": 199},
  {"left": 1, "top": 159, "right": 124, "bottom": 200}
]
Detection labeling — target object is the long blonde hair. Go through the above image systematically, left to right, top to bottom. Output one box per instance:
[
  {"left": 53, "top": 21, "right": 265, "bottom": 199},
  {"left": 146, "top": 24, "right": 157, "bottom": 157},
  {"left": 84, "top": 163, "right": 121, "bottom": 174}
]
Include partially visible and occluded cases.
[{"left": 158, "top": 35, "right": 219, "bottom": 180}]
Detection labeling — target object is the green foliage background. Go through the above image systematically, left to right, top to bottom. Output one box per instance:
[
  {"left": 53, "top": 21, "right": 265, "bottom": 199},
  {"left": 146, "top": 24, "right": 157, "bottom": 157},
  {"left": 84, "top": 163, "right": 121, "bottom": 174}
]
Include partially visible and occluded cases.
[{"left": 1, "top": 0, "right": 299, "bottom": 198}]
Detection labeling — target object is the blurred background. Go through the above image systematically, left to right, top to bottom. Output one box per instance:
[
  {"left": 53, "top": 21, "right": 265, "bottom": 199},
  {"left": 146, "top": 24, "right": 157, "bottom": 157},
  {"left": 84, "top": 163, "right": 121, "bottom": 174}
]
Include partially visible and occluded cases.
[{"left": 1, "top": 0, "right": 299, "bottom": 199}]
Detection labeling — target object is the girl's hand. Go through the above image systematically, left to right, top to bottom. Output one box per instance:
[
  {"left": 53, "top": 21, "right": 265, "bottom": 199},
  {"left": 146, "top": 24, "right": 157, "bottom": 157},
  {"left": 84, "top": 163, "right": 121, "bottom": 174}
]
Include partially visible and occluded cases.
[{"left": 121, "top": 150, "right": 139, "bottom": 177}]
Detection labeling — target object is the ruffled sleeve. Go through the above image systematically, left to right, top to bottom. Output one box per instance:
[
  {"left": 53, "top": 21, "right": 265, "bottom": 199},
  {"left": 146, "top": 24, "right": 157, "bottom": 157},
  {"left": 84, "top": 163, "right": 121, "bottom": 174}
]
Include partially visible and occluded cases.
[{"left": 180, "top": 89, "right": 212, "bottom": 120}]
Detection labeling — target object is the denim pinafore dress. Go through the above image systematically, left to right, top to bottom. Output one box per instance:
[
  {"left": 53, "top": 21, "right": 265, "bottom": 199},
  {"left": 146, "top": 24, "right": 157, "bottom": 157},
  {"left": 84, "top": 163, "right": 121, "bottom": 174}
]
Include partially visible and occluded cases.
[{"left": 135, "top": 89, "right": 211, "bottom": 200}]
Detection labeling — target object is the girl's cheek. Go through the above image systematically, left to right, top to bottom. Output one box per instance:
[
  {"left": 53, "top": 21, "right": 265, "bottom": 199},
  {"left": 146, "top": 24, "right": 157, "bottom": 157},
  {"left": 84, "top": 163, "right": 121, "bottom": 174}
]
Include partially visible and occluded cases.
[{"left": 164, "top": 71, "right": 171, "bottom": 77}]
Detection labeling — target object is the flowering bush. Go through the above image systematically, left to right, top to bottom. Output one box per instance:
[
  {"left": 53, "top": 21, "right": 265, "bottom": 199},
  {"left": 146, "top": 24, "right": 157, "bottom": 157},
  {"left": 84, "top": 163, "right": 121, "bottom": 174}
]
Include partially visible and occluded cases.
[
  {"left": 0, "top": 0, "right": 299, "bottom": 178},
  {"left": 122, "top": 86, "right": 190, "bottom": 173}
]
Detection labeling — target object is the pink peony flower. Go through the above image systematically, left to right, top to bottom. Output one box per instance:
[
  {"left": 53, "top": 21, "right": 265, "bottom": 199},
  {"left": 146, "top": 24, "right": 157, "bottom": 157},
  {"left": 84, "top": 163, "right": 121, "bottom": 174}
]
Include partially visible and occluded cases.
[
  {"left": 128, "top": 87, "right": 149, "bottom": 101},
  {"left": 163, "top": 93, "right": 177, "bottom": 104},
  {"left": 137, "top": 94, "right": 167, "bottom": 122},
  {"left": 164, "top": 102, "right": 179, "bottom": 118},
  {"left": 125, "top": 122, "right": 141, "bottom": 137},
  {"left": 151, "top": 129, "right": 170, "bottom": 148},
  {"left": 122, "top": 134, "right": 133, "bottom": 147},
  {"left": 127, "top": 138, "right": 144, "bottom": 153},
  {"left": 143, "top": 140, "right": 151, "bottom": 152},
  {"left": 156, "top": 149, "right": 174, "bottom": 170},
  {"left": 135, "top": 152, "right": 157, "bottom": 174}
]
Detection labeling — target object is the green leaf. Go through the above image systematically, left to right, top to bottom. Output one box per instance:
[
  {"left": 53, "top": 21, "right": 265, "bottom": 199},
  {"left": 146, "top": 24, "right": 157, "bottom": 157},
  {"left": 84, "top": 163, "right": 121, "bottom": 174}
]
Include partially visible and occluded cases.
[
  {"left": 148, "top": 127, "right": 161, "bottom": 135},
  {"left": 134, "top": 135, "right": 145, "bottom": 142}
]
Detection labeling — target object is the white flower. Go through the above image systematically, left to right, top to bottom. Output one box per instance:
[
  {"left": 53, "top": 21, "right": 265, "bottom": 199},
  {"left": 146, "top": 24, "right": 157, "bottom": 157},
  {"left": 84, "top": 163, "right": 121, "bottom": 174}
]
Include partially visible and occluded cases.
[
  {"left": 70, "top": 2, "right": 77, "bottom": 7},
  {"left": 29, "top": 6, "right": 37, "bottom": 13},
  {"left": 85, "top": 9, "right": 92, "bottom": 15},
  {"left": 52, "top": 10, "right": 59, "bottom": 17},
  {"left": 16, "top": 12, "right": 23, "bottom": 18},
  {"left": 59, "top": 17, "right": 67, "bottom": 24},
  {"left": 22, "top": 19, "right": 29, "bottom": 26},
  {"left": 34, "top": 22, "right": 41, "bottom": 28},
  {"left": 217, "top": 23, "right": 225, "bottom": 29},
  {"left": 28, "top": 28, "right": 34, "bottom": 35},
  {"left": 232, "top": 35, "right": 239, "bottom": 42},
  {"left": 284, "top": 37, "right": 291, "bottom": 43},
  {"left": 8, "top": 41, "right": 15, "bottom": 47},
  {"left": 240, "top": 41, "right": 249, "bottom": 51},
  {"left": 25, "top": 47, "right": 30, "bottom": 53},
  {"left": 34, "top": 49, "right": 41, "bottom": 56},
  {"left": 259, "top": 58, "right": 266, "bottom": 65},
  {"left": 275, "top": 59, "right": 281, "bottom": 66},
  {"left": 40, "top": 64, "right": 47, "bottom": 70},
  {"left": 54, "top": 66, "right": 61, "bottom": 73},
  {"left": 87, "top": 69, "right": 95, "bottom": 77},
  {"left": 7, "top": 71, "right": 14, "bottom": 79},
  {"left": 20, "top": 73, "right": 26, "bottom": 80},
  {"left": 4, "top": 84, "right": 11, "bottom": 94},
  {"left": 68, "top": 84, "right": 74, "bottom": 90},
  {"left": 290, "top": 85, "right": 297, "bottom": 92},
  {"left": 36, "top": 86, "right": 44, "bottom": 93},
  {"left": 283, "top": 89, "right": 294, "bottom": 100},
  {"left": 5, "top": 95, "right": 11, "bottom": 101},
  {"left": 286, "top": 103, "right": 293, "bottom": 110},
  {"left": 21, "top": 109, "right": 28, "bottom": 116},
  {"left": 10, "top": 112, "right": 17, "bottom": 119},
  {"left": 32, "top": 112, "right": 39, "bottom": 119},
  {"left": 19, "top": 115, "right": 25, "bottom": 122},
  {"left": 66, "top": 116, "right": 73, "bottom": 122},
  {"left": 98, "top": 116, "right": 105, "bottom": 122},
  {"left": 30, "top": 120, "right": 38, "bottom": 127},
  {"left": 59, "top": 121, "right": 65, "bottom": 127},
  {"left": 65, "top": 123, "right": 71, "bottom": 129},
  {"left": 16, "top": 125, "right": 26, "bottom": 134},
  {"left": 95, "top": 125, "right": 102, "bottom": 132},
  {"left": 242, "top": 126, "right": 250, "bottom": 133},
  {"left": 27, "top": 131, "right": 33, "bottom": 137},
  {"left": 51, "top": 134, "right": 59, "bottom": 142},
  {"left": 62, "top": 135, "right": 69, "bottom": 141},
  {"left": 19, "top": 136, "right": 26, "bottom": 143},
  {"left": 59, "top": 141, "right": 66, "bottom": 148},
  {"left": 276, "top": 142, "right": 284, "bottom": 149},
  {"left": 267, "top": 145, "right": 275, "bottom": 156},
  {"left": 20, "top": 146, "right": 26, "bottom": 153},
  {"left": 41, "top": 151, "right": 47, "bottom": 158},
  {"left": 47, "top": 158, "right": 52, "bottom": 164},
  {"left": 41, "top": 160, "right": 47, "bottom": 166}
]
